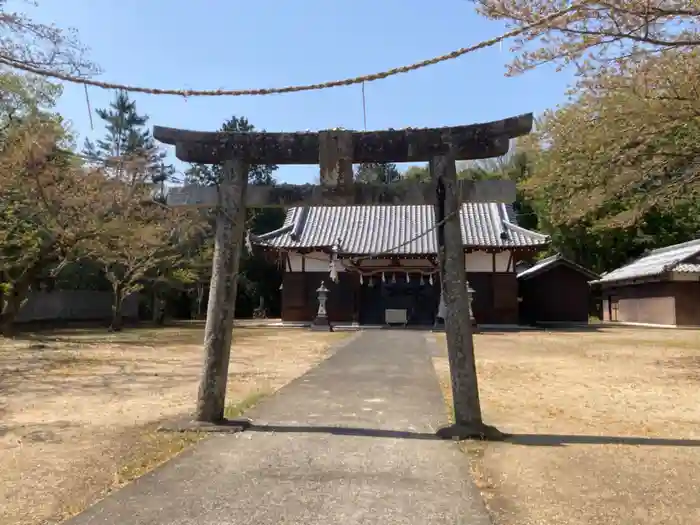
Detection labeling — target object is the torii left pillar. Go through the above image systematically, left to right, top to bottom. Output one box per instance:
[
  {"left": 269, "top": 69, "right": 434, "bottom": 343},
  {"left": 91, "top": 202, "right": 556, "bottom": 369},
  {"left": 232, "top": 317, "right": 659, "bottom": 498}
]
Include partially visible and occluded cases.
[{"left": 196, "top": 159, "right": 248, "bottom": 423}]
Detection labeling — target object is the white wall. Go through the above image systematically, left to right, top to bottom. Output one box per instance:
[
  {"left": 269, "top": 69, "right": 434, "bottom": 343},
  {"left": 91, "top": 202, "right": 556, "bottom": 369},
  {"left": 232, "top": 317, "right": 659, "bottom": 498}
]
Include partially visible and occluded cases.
[
  {"left": 286, "top": 250, "right": 513, "bottom": 273},
  {"left": 465, "top": 250, "right": 512, "bottom": 272},
  {"left": 287, "top": 251, "right": 343, "bottom": 272},
  {"left": 357, "top": 258, "right": 434, "bottom": 269},
  {"left": 670, "top": 272, "right": 700, "bottom": 282},
  {"left": 15, "top": 291, "right": 139, "bottom": 322}
]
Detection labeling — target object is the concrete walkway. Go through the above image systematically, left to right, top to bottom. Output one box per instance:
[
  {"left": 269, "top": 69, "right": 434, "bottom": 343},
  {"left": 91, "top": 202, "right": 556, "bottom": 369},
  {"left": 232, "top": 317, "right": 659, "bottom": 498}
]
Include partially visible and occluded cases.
[{"left": 68, "top": 331, "right": 491, "bottom": 525}]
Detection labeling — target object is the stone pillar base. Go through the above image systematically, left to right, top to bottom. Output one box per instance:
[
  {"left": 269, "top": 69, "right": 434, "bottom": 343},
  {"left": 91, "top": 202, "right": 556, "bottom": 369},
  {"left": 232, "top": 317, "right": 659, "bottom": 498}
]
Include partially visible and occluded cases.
[
  {"left": 311, "top": 316, "right": 333, "bottom": 331},
  {"left": 470, "top": 317, "right": 479, "bottom": 334},
  {"left": 433, "top": 318, "right": 480, "bottom": 333},
  {"left": 436, "top": 423, "right": 506, "bottom": 441}
]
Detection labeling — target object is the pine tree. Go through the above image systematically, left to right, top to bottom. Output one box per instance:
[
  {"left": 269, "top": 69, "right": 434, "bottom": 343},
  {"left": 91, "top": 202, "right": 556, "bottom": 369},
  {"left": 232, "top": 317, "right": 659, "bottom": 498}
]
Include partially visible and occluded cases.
[
  {"left": 84, "top": 90, "right": 172, "bottom": 185},
  {"left": 182, "top": 114, "right": 284, "bottom": 318},
  {"left": 184, "top": 115, "right": 277, "bottom": 186},
  {"left": 354, "top": 162, "right": 401, "bottom": 183}
]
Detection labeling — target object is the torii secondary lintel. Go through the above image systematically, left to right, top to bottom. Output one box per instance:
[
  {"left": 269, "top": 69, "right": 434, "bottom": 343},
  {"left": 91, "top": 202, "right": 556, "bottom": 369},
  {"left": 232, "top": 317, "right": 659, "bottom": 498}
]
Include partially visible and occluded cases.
[{"left": 165, "top": 178, "right": 518, "bottom": 207}]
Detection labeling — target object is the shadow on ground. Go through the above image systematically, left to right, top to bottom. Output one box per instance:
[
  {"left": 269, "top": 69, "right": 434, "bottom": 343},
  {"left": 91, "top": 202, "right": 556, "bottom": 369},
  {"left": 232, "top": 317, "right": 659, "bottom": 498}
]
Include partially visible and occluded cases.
[
  {"left": 5, "top": 322, "right": 286, "bottom": 348},
  {"left": 6, "top": 324, "right": 200, "bottom": 344},
  {"left": 244, "top": 423, "right": 700, "bottom": 448},
  {"left": 247, "top": 423, "right": 442, "bottom": 441},
  {"left": 504, "top": 433, "right": 700, "bottom": 447}
]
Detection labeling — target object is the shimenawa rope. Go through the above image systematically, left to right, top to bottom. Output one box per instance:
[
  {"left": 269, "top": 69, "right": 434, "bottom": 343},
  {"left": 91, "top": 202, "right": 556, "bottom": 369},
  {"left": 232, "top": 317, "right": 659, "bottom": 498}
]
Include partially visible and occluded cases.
[{"left": 0, "top": 3, "right": 582, "bottom": 97}]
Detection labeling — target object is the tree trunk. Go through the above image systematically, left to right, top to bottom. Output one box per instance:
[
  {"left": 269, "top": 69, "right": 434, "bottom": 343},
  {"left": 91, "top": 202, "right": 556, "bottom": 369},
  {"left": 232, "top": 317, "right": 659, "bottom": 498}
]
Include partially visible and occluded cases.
[
  {"left": 0, "top": 251, "right": 60, "bottom": 337},
  {"left": 0, "top": 276, "right": 33, "bottom": 337},
  {"left": 195, "top": 284, "right": 205, "bottom": 320},
  {"left": 110, "top": 286, "right": 124, "bottom": 331},
  {"left": 0, "top": 289, "right": 7, "bottom": 337},
  {"left": 151, "top": 290, "right": 158, "bottom": 323},
  {"left": 0, "top": 291, "right": 24, "bottom": 337},
  {"left": 153, "top": 293, "right": 166, "bottom": 325},
  {"left": 156, "top": 298, "right": 166, "bottom": 325}
]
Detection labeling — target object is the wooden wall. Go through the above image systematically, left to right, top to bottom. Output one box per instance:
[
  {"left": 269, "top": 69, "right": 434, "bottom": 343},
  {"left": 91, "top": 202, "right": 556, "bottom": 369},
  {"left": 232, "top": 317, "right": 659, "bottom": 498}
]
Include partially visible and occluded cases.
[
  {"left": 519, "top": 264, "right": 592, "bottom": 324},
  {"left": 282, "top": 271, "right": 519, "bottom": 325},
  {"left": 282, "top": 272, "right": 358, "bottom": 323},
  {"left": 469, "top": 272, "right": 519, "bottom": 325},
  {"left": 601, "top": 280, "right": 700, "bottom": 326},
  {"left": 601, "top": 281, "right": 675, "bottom": 325},
  {"left": 674, "top": 281, "right": 700, "bottom": 326}
]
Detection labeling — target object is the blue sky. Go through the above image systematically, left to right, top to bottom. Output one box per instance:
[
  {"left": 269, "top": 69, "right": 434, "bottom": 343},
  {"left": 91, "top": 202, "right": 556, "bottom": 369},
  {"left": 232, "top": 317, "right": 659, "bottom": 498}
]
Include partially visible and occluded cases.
[{"left": 20, "top": 0, "right": 575, "bottom": 183}]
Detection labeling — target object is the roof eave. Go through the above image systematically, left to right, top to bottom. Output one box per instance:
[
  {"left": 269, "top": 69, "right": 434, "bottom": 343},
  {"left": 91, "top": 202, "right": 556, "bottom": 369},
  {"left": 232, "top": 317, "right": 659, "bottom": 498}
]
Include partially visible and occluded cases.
[
  {"left": 502, "top": 222, "right": 551, "bottom": 243},
  {"left": 517, "top": 260, "right": 559, "bottom": 280},
  {"left": 590, "top": 271, "right": 670, "bottom": 287}
]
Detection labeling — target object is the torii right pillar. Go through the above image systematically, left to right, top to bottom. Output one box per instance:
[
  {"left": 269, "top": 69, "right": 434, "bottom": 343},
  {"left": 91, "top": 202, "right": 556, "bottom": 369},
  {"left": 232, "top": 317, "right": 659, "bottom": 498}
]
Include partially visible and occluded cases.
[{"left": 431, "top": 151, "right": 502, "bottom": 440}]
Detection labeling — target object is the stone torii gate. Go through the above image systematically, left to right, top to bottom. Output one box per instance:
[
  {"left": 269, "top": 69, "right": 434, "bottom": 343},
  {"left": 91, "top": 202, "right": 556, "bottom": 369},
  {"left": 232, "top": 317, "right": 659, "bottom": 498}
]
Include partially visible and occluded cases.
[{"left": 154, "top": 113, "right": 533, "bottom": 438}]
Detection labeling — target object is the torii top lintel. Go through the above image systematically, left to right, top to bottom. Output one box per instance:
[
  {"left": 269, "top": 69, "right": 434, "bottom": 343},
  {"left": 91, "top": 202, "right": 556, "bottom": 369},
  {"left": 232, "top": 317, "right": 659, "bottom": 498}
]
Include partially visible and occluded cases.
[{"left": 153, "top": 113, "right": 533, "bottom": 165}]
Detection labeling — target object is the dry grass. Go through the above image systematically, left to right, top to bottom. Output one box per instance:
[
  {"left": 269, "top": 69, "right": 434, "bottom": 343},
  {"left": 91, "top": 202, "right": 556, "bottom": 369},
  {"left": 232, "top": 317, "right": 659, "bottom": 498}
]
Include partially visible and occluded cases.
[
  {"left": 0, "top": 323, "right": 349, "bottom": 525},
  {"left": 432, "top": 327, "right": 700, "bottom": 525}
]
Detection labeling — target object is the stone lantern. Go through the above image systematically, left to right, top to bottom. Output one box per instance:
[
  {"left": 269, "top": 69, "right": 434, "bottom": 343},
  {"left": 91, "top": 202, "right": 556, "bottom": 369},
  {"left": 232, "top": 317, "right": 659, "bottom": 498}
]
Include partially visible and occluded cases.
[
  {"left": 466, "top": 280, "right": 479, "bottom": 333},
  {"left": 311, "top": 281, "right": 333, "bottom": 331},
  {"left": 432, "top": 281, "right": 478, "bottom": 333},
  {"left": 433, "top": 290, "right": 447, "bottom": 332}
]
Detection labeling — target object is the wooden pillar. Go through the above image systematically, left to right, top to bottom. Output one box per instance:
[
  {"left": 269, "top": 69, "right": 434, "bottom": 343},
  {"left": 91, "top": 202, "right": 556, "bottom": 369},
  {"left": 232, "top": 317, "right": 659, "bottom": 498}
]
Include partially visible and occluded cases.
[
  {"left": 431, "top": 153, "right": 501, "bottom": 439},
  {"left": 196, "top": 159, "right": 249, "bottom": 423},
  {"left": 300, "top": 254, "right": 312, "bottom": 322},
  {"left": 355, "top": 273, "right": 362, "bottom": 325}
]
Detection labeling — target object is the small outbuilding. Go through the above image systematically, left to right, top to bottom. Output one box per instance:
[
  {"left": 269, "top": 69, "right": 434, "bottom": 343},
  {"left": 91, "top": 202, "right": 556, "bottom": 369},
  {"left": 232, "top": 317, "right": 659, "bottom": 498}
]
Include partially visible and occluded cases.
[
  {"left": 590, "top": 239, "right": 700, "bottom": 327},
  {"left": 517, "top": 253, "right": 600, "bottom": 325}
]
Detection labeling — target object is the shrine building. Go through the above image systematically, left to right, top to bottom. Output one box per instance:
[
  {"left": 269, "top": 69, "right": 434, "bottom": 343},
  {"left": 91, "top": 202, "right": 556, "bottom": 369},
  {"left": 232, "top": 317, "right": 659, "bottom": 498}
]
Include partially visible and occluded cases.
[{"left": 253, "top": 202, "right": 550, "bottom": 326}]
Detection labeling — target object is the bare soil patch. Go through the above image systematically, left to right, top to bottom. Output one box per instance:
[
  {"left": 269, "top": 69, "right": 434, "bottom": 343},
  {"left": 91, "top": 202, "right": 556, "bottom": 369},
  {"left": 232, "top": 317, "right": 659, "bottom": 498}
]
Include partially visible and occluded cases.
[
  {"left": 0, "top": 324, "right": 348, "bottom": 525},
  {"left": 432, "top": 327, "right": 700, "bottom": 525}
]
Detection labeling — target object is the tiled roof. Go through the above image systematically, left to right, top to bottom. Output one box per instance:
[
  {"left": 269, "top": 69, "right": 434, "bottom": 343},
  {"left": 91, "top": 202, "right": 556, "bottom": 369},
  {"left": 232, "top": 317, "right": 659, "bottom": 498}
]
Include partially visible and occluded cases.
[
  {"left": 253, "top": 203, "right": 549, "bottom": 255},
  {"left": 592, "top": 238, "right": 700, "bottom": 284},
  {"left": 516, "top": 253, "right": 599, "bottom": 281},
  {"left": 674, "top": 263, "right": 700, "bottom": 273}
]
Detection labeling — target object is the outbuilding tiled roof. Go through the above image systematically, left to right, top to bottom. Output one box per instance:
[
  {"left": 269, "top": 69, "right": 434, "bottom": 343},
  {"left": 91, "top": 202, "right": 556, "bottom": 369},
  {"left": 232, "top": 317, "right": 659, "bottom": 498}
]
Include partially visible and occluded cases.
[
  {"left": 253, "top": 203, "right": 549, "bottom": 255},
  {"left": 591, "top": 238, "right": 700, "bottom": 284},
  {"left": 516, "top": 253, "right": 599, "bottom": 281},
  {"left": 674, "top": 262, "right": 700, "bottom": 273}
]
